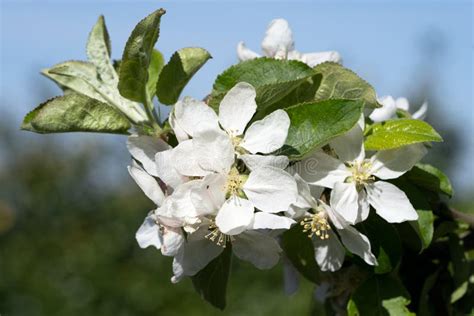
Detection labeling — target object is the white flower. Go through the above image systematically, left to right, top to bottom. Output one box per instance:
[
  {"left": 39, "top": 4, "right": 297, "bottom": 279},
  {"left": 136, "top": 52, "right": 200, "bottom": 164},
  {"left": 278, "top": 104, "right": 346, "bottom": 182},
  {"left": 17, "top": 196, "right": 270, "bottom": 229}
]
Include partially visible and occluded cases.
[
  {"left": 237, "top": 18, "right": 342, "bottom": 67},
  {"left": 369, "top": 95, "right": 428, "bottom": 122},
  {"left": 296, "top": 119, "right": 426, "bottom": 224},
  {"left": 291, "top": 174, "right": 377, "bottom": 272}
]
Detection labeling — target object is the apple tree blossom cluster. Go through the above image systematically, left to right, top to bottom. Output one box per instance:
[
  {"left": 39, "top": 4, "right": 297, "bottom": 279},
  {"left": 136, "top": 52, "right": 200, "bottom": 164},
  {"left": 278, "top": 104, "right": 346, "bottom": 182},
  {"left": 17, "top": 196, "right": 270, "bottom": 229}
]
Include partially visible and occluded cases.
[{"left": 23, "top": 9, "right": 472, "bottom": 315}]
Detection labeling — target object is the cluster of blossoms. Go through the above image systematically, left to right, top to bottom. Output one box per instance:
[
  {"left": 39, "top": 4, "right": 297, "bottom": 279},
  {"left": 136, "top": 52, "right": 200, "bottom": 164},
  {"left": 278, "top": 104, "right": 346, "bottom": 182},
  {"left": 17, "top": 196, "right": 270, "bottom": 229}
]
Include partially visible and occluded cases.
[{"left": 128, "top": 19, "right": 428, "bottom": 280}]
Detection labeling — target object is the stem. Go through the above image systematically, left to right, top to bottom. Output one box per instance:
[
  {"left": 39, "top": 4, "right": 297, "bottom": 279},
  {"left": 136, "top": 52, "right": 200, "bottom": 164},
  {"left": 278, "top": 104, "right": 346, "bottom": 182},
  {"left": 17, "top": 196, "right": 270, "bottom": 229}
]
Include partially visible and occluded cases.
[{"left": 142, "top": 89, "right": 162, "bottom": 134}]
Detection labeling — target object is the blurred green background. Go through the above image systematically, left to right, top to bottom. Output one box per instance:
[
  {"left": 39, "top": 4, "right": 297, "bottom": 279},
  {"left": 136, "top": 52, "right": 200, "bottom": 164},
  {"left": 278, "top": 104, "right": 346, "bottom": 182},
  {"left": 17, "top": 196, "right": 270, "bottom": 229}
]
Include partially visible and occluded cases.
[{"left": 1, "top": 1, "right": 472, "bottom": 315}]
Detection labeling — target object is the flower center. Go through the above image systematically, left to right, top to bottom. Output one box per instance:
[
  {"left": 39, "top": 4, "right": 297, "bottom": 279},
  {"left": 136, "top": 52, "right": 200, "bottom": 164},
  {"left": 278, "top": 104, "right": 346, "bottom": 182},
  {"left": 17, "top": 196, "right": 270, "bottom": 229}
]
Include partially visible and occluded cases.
[
  {"left": 346, "top": 159, "right": 375, "bottom": 188},
  {"left": 225, "top": 167, "right": 245, "bottom": 197},
  {"left": 300, "top": 209, "right": 331, "bottom": 240},
  {"left": 205, "top": 222, "right": 232, "bottom": 247}
]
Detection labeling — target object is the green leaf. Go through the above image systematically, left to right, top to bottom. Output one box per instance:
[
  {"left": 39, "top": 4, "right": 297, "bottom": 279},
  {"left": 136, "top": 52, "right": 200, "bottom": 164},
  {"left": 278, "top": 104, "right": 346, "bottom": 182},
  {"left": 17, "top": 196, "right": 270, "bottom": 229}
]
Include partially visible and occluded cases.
[
  {"left": 118, "top": 9, "right": 166, "bottom": 103},
  {"left": 86, "top": 15, "right": 117, "bottom": 84},
  {"left": 156, "top": 47, "right": 211, "bottom": 105},
  {"left": 146, "top": 49, "right": 165, "bottom": 100},
  {"left": 209, "top": 58, "right": 315, "bottom": 116},
  {"left": 42, "top": 61, "right": 106, "bottom": 102},
  {"left": 313, "top": 62, "right": 381, "bottom": 109},
  {"left": 21, "top": 93, "right": 131, "bottom": 134},
  {"left": 279, "top": 99, "right": 363, "bottom": 159},
  {"left": 365, "top": 119, "right": 443, "bottom": 151},
  {"left": 405, "top": 163, "right": 454, "bottom": 197},
  {"left": 356, "top": 213, "right": 401, "bottom": 274},
  {"left": 281, "top": 225, "right": 323, "bottom": 284},
  {"left": 449, "top": 234, "right": 470, "bottom": 303},
  {"left": 191, "top": 246, "right": 231, "bottom": 310},
  {"left": 418, "top": 269, "right": 440, "bottom": 316},
  {"left": 348, "top": 275, "right": 414, "bottom": 316}
]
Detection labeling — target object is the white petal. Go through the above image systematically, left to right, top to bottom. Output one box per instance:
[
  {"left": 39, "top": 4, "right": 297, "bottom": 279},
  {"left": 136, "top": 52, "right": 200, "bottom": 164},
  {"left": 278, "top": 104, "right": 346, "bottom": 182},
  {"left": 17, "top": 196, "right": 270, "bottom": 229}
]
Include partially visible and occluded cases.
[
  {"left": 261, "top": 18, "right": 294, "bottom": 57},
  {"left": 237, "top": 41, "right": 261, "bottom": 61},
  {"left": 301, "top": 51, "right": 342, "bottom": 67},
  {"left": 219, "top": 82, "right": 257, "bottom": 136},
  {"left": 173, "top": 96, "right": 218, "bottom": 137},
  {"left": 370, "top": 96, "right": 397, "bottom": 122},
  {"left": 395, "top": 97, "right": 410, "bottom": 111},
  {"left": 411, "top": 101, "right": 428, "bottom": 120},
  {"left": 241, "top": 110, "right": 290, "bottom": 154},
  {"left": 169, "top": 112, "right": 188, "bottom": 143},
  {"left": 330, "top": 122, "right": 365, "bottom": 162},
  {"left": 193, "top": 126, "right": 235, "bottom": 174},
  {"left": 127, "top": 135, "right": 169, "bottom": 176},
  {"left": 171, "top": 140, "right": 210, "bottom": 177},
  {"left": 371, "top": 143, "right": 427, "bottom": 180},
  {"left": 155, "top": 149, "right": 187, "bottom": 189},
  {"left": 295, "top": 150, "right": 350, "bottom": 188},
  {"left": 239, "top": 154, "right": 289, "bottom": 171},
  {"left": 128, "top": 162, "right": 165, "bottom": 206},
  {"left": 243, "top": 166, "right": 298, "bottom": 213},
  {"left": 190, "top": 174, "right": 226, "bottom": 216},
  {"left": 293, "top": 174, "right": 319, "bottom": 209},
  {"left": 164, "top": 180, "right": 202, "bottom": 220},
  {"left": 366, "top": 181, "right": 418, "bottom": 223},
  {"left": 330, "top": 182, "right": 365, "bottom": 225},
  {"left": 216, "top": 196, "right": 254, "bottom": 235},
  {"left": 319, "top": 201, "right": 348, "bottom": 230},
  {"left": 252, "top": 212, "right": 295, "bottom": 230},
  {"left": 135, "top": 215, "right": 162, "bottom": 249},
  {"left": 160, "top": 226, "right": 185, "bottom": 257},
  {"left": 173, "top": 226, "right": 223, "bottom": 277},
  {"left": 338, "top": 226, "right": 377, "bottom": 266},
  {"left": 233, "top": 230, "right": 282, "bottom": 269},
  {"left": 312, "top": 230, "right": 345, "bottom": 272}
]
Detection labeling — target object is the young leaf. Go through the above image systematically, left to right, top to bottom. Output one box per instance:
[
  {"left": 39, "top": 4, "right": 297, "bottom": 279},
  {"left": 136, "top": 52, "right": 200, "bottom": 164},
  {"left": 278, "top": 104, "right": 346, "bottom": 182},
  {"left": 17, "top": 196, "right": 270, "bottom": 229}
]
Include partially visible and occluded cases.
[
  {"left": 118, "top": 9, "right": 166, "bottom": 103},
  {"left": 87, "top": 15, "right": 117, "bottom": 84},
  {"left": 156, "top": 47, "right": 211, "bottom": 105},
  {"left": 146, "top": 49, "right": 165, "bottom": 99},
  {"left": 209, "top": 58, "right": 315, "bottom": 115},
  {"left": 42, "top": 62, "right": 106, "bottom": 102},
  {"left": 313, "top": 62, "right": 381, "bottom": 109},
  {"left": 21, "top": 93, "right": 131, "bottom": 134},
  {"left": 279, "top": 99, "right": 363, "bottom": 159},
  {"left": 365, "top": 119, "right": 443, "bottom": 151},
  {"left": 405, "top": 163, "right": 454, "bottom": 197},
  {"left": 356, "top": 213, "right": 402, "bottom": 274},
  {"left": 281, "top": 225, "right": 323, "bottom": 284},
  {"left": 448, "top": 234, "right": 470, "bottom": 303},
  {"left": 191, "top": 246, "right": 231, "bottom": 310},
  {"left": 348, "top": 275, "right": 414, "bottom": 316}
]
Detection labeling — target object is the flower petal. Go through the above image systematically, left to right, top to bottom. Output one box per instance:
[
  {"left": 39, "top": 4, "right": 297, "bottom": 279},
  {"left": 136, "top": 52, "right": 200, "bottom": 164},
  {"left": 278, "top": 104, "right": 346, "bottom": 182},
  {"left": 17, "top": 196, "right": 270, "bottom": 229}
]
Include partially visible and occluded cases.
[
  {"left": 261, "top": 19, "right": 294, "bottom": 57},
  {"left": 237, "top": 41, "right": 261, "bottom": 61},
  {"left": 301, "top": 51, "right": 342, "bottom": 67},
  {"left": 218, "top": 82, "right": 257, "bottom": 135},
  {"left": 174, "top": 96, "right": 218, "bottom": 137},
  {"left": 370, "top": 96, "right": 397, "bottom": 122},
  {"left": 395, "top": 97, "right": 410, "bottom": 111},
  {"left": 412, "top": 101, "right": 428, "bottom": 120},
  {"left": 241, "top": 109, "right": 290, "bottom": 154},
  {"left": 169, "top": 111, "right": 188, "bottom": 142},
  {"left": 330, "top": 121, "right": 365, "bottom": 162},
  {"left": 193, "top": 126, "right": 235, "bottom": 174},
  {"left": 127, "top": 135, "right": 169, "bottom": 176},
  {"left": 171, "top": 140, "right": 210, "bottom": 177},
  {"left": 371, "top": 143, "right": 427, "bottom": 180},
  {"left": 155, "top": 149, "right": 187, "bottom": 189},
  {"left": 295, "top": 150, "right": 350, "bottom": 188},
  {"left": 239, "top": 154, "right": 289, "bottom": 171},
  {"left": 128, "top": 162, "right": 165, "bottom": 206},
  {"left": 243, "top": 166, "right": 298, "bottom": 213},
  {"left": 190, "top": 173, "right": 227, "bottom": 216},
  {"left": 293, "top": 174, "right": 319, "bottom": 209},
  {"left": 366, "top": 181, "right": 418, "bottom": 223},
  {"left": 330, "top": 182, "right": 366, "bottom": 225},
  {"left": 215, "top": 196, "right": 254, "bottom": 235},
  {"left": 319, "top": 201, "right": 348, "bottom": 230},
  {"left": 252, "top": 212, "right": 295, "bottom": 230},
  {"left": 135, "top": 214, "right": 162, "bottom": 250},
  {"left": 161, "top": 226, "right": 185, "bottom": 257},
  {"left": 172, "top": 226, "right": 223, "bottom": 277},
  {"left": 337, "top": 226, "right": 377, "bottom": 266},
  {"left": 233, "top": 230, "right": 282, "bottom": 269},
  {"left": 312, "top": 230, "right": 345, "bottom": 272}
]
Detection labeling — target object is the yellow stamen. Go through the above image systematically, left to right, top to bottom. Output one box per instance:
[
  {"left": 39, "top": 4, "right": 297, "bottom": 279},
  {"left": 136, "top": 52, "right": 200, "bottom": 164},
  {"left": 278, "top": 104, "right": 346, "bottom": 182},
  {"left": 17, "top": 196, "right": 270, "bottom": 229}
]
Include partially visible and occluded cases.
[
  {"left": 347, "top": 159, "right": 375, "bottom": 188},
  {"left": 225, "top": 167, "right": 245, "bottom": 197},
  {"left": 300, "top": 212, "right": 331, "bottom": 240},
  {"left": 205, "top": 222, "right": 232, "bottom": 247}
]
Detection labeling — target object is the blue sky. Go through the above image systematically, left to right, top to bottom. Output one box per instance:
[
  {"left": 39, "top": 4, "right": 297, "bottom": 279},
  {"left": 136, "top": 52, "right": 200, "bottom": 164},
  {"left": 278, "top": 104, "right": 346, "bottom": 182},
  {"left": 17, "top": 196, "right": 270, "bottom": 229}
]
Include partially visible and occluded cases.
[{"left": 1, "top": 0, "right": 473, "bottom": 193}]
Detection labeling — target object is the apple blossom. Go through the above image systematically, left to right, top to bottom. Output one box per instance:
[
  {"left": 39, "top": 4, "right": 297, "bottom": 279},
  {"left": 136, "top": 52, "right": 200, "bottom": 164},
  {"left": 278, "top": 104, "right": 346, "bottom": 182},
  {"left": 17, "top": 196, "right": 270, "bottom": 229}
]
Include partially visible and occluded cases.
[{"left": 370, "top": 95, "right": 428, "bottom": 122}]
